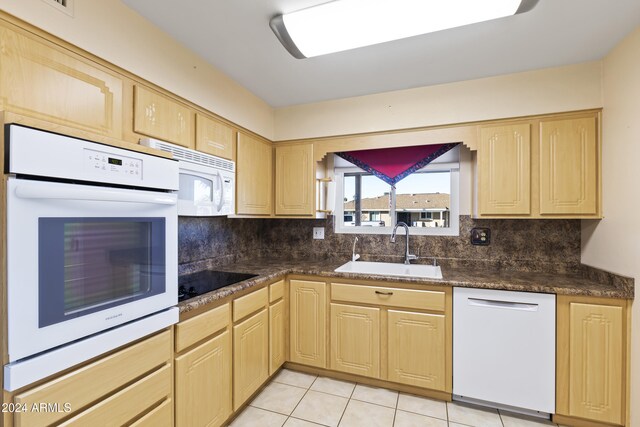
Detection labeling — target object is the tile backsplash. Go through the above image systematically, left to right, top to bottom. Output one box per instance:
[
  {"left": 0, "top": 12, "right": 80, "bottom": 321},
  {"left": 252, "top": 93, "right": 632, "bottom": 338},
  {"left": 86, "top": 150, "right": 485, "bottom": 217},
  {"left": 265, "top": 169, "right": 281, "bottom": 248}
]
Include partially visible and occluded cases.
[{"left": 179, "top": 215, "right": 581, "bottom": 274}]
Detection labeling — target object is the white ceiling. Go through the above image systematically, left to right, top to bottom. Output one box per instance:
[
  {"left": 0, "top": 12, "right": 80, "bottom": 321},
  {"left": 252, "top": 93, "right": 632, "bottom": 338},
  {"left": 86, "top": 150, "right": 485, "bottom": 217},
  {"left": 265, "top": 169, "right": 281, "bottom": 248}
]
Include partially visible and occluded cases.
[{"left": 121, "top": 0, "right": 640, "bottom": 108}]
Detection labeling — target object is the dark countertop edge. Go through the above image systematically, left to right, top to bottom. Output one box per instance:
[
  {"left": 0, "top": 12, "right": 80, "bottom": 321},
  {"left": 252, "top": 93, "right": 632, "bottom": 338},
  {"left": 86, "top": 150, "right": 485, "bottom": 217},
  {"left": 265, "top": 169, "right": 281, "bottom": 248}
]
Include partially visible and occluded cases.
[{"left": 177, "top": 264, "right": 634, "bottom": 314}]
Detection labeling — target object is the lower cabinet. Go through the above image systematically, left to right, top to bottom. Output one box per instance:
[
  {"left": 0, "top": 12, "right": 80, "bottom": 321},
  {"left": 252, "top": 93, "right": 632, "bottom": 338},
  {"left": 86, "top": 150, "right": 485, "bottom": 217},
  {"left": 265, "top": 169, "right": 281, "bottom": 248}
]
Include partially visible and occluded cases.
[
  {"left": 290, "top": 279, "right": 327, "bottom": 368},
  {"left": 329, "top": 282, "right": 451, "bottom": 394},
  {"left": 556, "top": 295, "right": 628, "bottom": 426},
  {"left": 269, "top": 298, "right": 286, "bottom": 374},
  {"left": 174, "top": 303, "right": 231, "bottom": 427},
  {"left": 330, "top": 303, "right": 380, "bottom": 378},
  {"left": 233, "top": 309, "right": 269, "bottom": 410},
  {"left": 387, "top": 310, "right": 446, "bottom": 391},
  {"left": 8, "top": 330, "right": 172, "bottom": 427},
  {"left": 175, "top": 331, "right": 231, "bottom": 427}
]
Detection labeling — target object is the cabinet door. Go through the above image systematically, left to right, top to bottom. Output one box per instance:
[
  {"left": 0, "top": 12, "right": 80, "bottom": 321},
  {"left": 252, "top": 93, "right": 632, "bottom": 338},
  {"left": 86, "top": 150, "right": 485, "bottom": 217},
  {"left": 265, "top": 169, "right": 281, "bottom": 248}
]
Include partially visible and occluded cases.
[
  {"left": 0, "top": 22, "right": 123, "bottom": 138},
  {"left": 133, "top": 85, "right": 194, "bottom": 148},
  {"left": 196, "top": 114, "right": 235, "bottom": 160},
  {"left": 539, "top": 117, "right": 597, "bottom": 215},
  {"left": 478, "top": 124, "right": 531, "bottom": 215},
  {"left": 236, "top": 132, "right": 273, "bottom": 215},
  {"left": 275, "top": 144, "right": 314, "bottom": 216},
  {"left": 290, "top": 280, "right": 326, "bottom": 368},
  {"left": 269, "top": 299, "right": 286, "bottom": 374},
  {"left": 557, "top": 300, "right": 624, "bottom": 425},
  {"left": 330, "top": 304, "right": 380, "bottom": 378},
  {"left": 233, "top": 309, "right": 269, "bottom": 410},
  {"left": 388, "top": 310, "right": 446, "bottom": 391},
  {"left": 175, "top": 331, "right": 231, "bottom": 427}
]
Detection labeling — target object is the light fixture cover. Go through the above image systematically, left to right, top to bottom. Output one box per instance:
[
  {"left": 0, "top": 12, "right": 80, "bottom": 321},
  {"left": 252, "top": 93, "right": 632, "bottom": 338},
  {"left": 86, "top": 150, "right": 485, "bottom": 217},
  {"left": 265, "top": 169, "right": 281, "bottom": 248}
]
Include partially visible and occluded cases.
[{"left": 271, "top": 0, "right": 539, "bottom": 59}]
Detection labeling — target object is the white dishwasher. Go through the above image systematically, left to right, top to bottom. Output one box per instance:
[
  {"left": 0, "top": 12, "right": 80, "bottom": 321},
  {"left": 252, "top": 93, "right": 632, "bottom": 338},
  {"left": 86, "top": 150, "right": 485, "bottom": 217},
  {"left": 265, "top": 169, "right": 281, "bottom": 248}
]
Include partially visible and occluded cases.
[{"left": 453, "top": 287, "right": 555, "bottom": 417}]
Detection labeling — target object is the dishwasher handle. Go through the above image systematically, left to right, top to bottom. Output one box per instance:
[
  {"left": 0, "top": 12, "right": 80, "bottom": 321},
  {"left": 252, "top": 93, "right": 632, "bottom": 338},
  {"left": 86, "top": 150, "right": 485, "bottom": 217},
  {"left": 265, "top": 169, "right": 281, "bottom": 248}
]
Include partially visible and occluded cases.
[{"left": 467, "top": 297, "right": 539, "bottom": 311}]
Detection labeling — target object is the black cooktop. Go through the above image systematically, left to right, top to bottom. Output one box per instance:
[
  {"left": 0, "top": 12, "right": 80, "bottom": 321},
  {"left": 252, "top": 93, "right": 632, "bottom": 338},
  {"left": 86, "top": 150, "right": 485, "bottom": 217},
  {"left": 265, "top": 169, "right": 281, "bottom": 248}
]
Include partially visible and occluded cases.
[{"left": 178, "top": 270, "right": 259, "bottom": 302}]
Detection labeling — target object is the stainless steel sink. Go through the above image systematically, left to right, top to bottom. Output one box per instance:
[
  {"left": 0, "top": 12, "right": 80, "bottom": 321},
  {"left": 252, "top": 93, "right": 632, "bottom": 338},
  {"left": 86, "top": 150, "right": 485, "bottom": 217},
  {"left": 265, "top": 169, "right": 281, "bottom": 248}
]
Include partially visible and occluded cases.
[{"left": 334, "top": 261, "right": 443, "bottom": 279}]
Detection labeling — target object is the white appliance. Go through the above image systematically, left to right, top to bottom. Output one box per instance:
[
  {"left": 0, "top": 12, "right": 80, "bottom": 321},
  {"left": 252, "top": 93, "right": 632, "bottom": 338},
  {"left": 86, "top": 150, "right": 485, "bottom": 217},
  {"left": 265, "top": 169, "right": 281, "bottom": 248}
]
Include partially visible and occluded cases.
[
  {"left": 4, "top": 125, "right": 179, "bottom": 391},
  {"left": 140, "top": 138, "right": 235, "bottom": 216},
  {"left": 453, "top": 287, "right": 555, "bottom": 417}
]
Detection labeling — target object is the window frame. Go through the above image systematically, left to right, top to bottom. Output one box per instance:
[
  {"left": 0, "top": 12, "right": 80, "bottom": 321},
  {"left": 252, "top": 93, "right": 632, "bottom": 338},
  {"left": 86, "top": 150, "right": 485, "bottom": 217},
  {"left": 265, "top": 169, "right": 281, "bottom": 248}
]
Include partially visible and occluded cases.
[{"left": 334, "top": 161, "right": 460, "bottom": 236}]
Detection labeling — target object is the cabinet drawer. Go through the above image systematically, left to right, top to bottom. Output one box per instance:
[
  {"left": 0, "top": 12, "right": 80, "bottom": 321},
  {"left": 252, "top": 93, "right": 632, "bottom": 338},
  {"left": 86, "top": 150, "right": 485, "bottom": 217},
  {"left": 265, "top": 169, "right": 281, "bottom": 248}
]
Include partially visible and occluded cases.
[
  {"left": 270, "top": 280, "right": 285, "bottom": 303},
  {"left": 331, "top": 283, "right": 445, "bottom": 312},
  {"left": 233, "top": 287, "right": 268, "bottom": 322},
  {"left": 175, "top": 303, "right": 229, "bottom": 352},
  {"left": 14, "top": 330, "right": 170, "bottom": 427},
  {"left": 59, "top": 365, "right": 171, "bottom": 426},
  {"left": 130, "top": 398, "right": 172, "bottom": 427}
]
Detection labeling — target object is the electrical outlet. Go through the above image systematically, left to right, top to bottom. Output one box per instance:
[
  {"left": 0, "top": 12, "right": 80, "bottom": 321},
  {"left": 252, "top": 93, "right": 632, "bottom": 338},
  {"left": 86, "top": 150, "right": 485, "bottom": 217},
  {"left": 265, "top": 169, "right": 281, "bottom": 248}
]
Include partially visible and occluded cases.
[
  {"left": 313, "top": 227, "right": 325, "bottom": 240},
  {"left": 471, "top": 227, "right": 490, "bottom": 245}
]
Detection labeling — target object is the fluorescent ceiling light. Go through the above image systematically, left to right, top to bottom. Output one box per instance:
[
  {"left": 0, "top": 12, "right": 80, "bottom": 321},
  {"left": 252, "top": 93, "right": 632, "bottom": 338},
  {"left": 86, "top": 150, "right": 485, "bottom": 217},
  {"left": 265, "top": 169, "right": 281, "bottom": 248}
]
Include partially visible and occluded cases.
[{"left": 271, "top": 0, "right": 538, "bottom": 59}]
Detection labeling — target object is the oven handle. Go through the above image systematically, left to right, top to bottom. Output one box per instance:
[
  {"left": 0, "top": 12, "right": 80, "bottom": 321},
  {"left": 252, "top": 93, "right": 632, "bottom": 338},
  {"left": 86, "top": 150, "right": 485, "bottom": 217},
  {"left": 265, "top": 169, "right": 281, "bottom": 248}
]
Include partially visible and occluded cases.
[{"left": 14, "top": 185, "right": 177, "bottom": 205}]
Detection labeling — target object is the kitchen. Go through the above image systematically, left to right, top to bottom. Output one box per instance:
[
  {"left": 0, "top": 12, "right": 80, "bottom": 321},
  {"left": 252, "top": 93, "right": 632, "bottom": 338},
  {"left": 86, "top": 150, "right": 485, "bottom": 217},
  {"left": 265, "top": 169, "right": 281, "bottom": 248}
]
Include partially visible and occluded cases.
[{"left": 0, "top": 0, "right": 638, "bottom": 426}]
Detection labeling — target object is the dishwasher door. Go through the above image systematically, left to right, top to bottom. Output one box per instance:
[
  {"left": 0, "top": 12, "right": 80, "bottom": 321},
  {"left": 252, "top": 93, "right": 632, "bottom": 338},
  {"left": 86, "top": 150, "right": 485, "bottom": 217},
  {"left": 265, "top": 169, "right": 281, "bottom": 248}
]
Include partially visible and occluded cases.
[{"left": 453, "top": 287, "right": 555, "bottom": 415}]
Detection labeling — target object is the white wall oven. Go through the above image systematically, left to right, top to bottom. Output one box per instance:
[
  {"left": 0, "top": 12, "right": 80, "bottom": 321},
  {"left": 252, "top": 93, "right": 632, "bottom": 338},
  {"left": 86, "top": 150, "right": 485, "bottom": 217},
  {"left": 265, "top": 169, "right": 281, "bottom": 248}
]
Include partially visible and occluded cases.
[{"left": 4, "top": 125, "right": 179, "bottom": 391}]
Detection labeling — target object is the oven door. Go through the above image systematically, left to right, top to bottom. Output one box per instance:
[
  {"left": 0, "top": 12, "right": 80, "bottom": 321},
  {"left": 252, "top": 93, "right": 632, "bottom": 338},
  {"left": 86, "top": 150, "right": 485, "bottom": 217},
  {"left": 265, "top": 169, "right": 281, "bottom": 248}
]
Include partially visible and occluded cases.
[{"left": 6, "top": 178, "right": 178, "bottom": 362}]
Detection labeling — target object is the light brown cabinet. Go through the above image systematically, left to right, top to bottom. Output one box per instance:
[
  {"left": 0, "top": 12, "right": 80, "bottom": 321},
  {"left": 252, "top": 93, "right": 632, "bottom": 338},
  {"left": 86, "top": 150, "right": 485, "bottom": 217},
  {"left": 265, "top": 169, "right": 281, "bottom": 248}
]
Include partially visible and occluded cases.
[
  {"left": 0, "top": 21, "right": 124, "bottom": 139},
  {"left": 133, "top": 85, "right": 195, "bottom": 148},
  {"left": 196, "top": 113, "right": 236, "bottom": 160},
  {"left": 475, "top": 113, "right": 601, "bottom": 218},
  {"left": 539, "top": 117, "right": 597, "bottom": 215},
  {"left": 478, "top": 123, "right": 531, "bottom": 215},
  {"left": 236, "top": 132, "right": 273, "bottom": 215},
  {"left": 275, "top": 143, "right": 315, "bottom": 216},
  {"left": 289, "top": 279, "right": 327, "bottom": 368},
  {"left": 269, "top": 280, "right": 287, "bottom": 374},
  {"left": 329, "top": 282, "right": 451, "bottom": 394},
  {"left": 556, "top": 296, "right": 628, "bottom": 426},
  {"left": 330, "top": 303, "right": 380, "bottom": 378},
  {"left": 174, "top": 304, "right": 232, "bottom": 427},
  {"left": 233, "top": 308, "right": 269, "bottom": 410},
  {"left": 387, "top": 310, "right": 446, "bottom": 391},
  {"left": 11, "top": 330, "right": 172, "bottom": 427}
]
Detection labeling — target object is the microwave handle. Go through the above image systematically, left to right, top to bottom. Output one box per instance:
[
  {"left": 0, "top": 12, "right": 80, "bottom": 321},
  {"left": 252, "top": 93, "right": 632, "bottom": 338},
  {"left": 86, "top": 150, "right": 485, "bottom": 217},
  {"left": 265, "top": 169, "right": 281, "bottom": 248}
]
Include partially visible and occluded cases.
[
  {"left": 216, "top": 173, "right": 225, "bottom": 211},
  {"left": 15, "top": 185, "right": 177, "bottom": 205}
]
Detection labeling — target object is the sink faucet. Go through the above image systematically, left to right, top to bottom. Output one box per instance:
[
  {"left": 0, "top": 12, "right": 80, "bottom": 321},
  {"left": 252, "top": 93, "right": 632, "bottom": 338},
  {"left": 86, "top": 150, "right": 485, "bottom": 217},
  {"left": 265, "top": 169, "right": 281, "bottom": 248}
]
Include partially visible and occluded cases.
[
  {"left": 391, "top": 222, "right": 418, "bottom": 265},
  {"left": 352, "top": 236, "right": 360, "bottom": 262}
]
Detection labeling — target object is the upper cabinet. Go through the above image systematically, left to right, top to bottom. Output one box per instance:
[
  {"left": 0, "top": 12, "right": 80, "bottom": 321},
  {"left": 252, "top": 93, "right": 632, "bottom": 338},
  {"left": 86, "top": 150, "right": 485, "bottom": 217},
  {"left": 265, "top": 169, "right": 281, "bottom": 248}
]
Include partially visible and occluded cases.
[
  {"left": 0, "top": 21, "right": 123, "bottom": 138},
  {"left": 133, "top": 85, "right": 195, "bottom": 148},
  {"left": 475, "top": 112, "right": 601, "bottom": 219},
  {"left": 196, "top": 113, "right": 236, "bottom": 161},
  {"left": 539, "top": 117, "right": 597, "bottom": 215},
  {"left": 478, "top": 123, "right": 531, "bottom": 216},
  {"left": 236, "top": 132, "right": 273, "bottom": 215},
  {"left": 275, "top": 143, "right": 315, "bottom": 216}
]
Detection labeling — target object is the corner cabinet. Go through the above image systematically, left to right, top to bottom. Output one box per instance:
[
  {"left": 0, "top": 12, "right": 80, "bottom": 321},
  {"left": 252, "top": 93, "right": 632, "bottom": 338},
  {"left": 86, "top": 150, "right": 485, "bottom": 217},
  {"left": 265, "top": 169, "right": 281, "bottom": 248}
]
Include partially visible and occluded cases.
[
  {"left": 475, "top": 111, "right": 601, "bottom": 219},
  {"left": 236, "top": 132, "right": 273, "bottom": 215},
  {"left": 275, "top": 143, "right": 315, "bottom": 216},
  {"left": 555, "top": 295, "right": 629, "bottom": 426}
]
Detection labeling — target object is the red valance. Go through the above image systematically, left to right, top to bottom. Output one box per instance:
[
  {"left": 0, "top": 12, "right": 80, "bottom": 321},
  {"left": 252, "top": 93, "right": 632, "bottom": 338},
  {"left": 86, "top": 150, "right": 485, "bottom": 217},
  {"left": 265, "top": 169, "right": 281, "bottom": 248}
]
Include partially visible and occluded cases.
[{"left": 337, "top": 143, "right": 457, "bottom": 185}]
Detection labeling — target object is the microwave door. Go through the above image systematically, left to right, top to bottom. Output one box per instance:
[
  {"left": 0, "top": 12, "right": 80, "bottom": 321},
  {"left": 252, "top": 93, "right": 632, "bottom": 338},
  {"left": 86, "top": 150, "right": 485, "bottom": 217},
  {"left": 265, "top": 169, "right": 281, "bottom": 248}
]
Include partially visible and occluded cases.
[{"left": 178, "top": 172, "right": 216, "bottom": 216}]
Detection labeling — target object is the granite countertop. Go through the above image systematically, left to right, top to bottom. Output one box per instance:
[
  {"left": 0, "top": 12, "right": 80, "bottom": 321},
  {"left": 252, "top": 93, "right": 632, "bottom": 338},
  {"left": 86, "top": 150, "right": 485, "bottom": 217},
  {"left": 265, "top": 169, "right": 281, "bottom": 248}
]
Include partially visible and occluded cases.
[{"left": 177, "top": 258, "right": 634, "bottom": 314}]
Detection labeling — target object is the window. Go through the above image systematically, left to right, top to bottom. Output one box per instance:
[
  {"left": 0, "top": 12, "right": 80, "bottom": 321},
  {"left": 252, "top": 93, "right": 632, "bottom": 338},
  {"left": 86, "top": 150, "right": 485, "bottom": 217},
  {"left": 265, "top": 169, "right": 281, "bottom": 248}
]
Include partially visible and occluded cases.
[{"left": 334, "top": 145, "right": 459, "bottom": 236}]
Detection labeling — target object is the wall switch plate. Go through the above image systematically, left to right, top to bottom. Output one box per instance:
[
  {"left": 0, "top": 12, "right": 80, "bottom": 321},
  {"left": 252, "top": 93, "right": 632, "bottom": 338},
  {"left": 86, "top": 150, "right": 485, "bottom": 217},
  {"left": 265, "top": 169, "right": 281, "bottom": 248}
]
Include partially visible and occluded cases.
[
  {"left": 313, "top": 227, "right": 325, "bottom": 240},
  {"left": 471, "top": 227, "right": 490, "bottom": 245}
]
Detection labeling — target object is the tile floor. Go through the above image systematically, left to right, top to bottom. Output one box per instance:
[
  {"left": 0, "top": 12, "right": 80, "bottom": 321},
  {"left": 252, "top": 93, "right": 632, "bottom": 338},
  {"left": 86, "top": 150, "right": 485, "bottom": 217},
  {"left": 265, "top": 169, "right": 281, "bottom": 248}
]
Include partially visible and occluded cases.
[{"left": 229, "top": 369, "right": 566, "bottom": 427}]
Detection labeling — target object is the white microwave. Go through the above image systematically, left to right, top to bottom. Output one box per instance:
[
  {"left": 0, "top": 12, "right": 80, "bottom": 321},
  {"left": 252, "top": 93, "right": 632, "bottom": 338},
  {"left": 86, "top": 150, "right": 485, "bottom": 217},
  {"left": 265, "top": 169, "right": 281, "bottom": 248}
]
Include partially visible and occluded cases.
[{"left": 140, "top": 138, "right": 235, "bottom": 216}]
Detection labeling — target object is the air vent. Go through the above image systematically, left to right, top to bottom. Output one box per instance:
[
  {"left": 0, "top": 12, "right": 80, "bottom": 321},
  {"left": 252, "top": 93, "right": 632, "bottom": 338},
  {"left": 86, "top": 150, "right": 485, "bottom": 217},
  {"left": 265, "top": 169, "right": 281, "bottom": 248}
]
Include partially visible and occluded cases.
[
  {"left": 41, "top": 0, "right": 74, "bottom": 16},
  {"left": 140, "top": 138, "right": 235, "bottom": 172}
]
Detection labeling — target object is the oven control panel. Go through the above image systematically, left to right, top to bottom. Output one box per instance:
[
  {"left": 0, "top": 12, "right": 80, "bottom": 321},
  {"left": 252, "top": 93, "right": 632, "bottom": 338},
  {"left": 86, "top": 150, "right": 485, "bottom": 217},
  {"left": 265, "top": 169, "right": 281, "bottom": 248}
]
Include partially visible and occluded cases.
[{"left": 85, "top": 149, "right": 143, "bottom": 180}]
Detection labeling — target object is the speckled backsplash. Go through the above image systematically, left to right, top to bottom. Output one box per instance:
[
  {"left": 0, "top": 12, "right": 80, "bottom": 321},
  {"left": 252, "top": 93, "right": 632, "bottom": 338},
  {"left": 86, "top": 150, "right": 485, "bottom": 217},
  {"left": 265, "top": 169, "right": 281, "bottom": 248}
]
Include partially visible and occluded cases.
[{"left": 178, "top": 215, "right": 582, "bottom": 274}]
